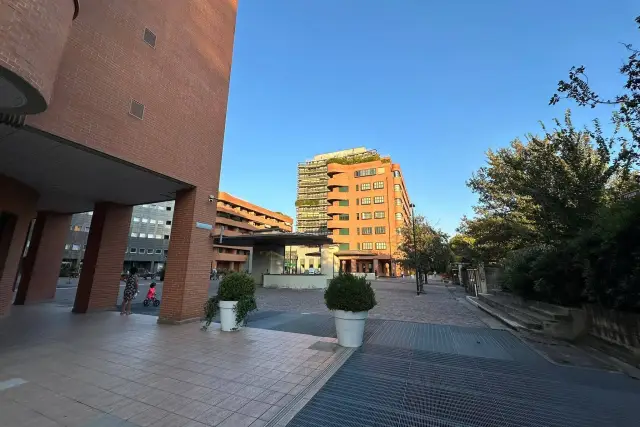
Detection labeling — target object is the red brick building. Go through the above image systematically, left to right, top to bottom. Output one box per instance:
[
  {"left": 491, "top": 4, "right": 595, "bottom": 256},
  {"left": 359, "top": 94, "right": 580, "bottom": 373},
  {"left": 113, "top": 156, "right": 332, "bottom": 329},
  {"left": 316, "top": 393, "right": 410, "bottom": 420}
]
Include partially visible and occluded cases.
[{"left": 0, "top": 0, "right": 238, "bottom": 322}]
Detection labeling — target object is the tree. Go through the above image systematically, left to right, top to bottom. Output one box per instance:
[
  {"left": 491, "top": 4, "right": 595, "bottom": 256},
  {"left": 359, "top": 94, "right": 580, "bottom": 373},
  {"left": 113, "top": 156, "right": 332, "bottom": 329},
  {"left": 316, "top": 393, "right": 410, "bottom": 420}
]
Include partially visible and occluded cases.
[
  {"left": 550, "top": 15, "right": 640, "bottom": 158},
  {"left": 466, "top": 111, "right": 632, "bottom": 246},
  {"left": 396, "top": 216, "right": 453, "bottom": 274}
]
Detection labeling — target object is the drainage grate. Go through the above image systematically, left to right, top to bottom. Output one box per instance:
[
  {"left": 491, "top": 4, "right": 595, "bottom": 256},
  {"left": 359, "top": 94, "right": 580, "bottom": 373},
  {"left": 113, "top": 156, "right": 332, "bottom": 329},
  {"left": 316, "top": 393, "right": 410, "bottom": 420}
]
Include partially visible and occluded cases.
[{"left": 288, "top": 323, "right": 640, "bottom": 427}]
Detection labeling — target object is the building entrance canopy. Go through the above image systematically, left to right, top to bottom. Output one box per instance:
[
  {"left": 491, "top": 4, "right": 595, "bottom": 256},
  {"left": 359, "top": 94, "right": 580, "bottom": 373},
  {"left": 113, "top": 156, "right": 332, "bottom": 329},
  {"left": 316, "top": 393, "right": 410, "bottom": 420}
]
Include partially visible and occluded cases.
[{"left": 215, "top": 232, "right": 332, "bottom": 248}]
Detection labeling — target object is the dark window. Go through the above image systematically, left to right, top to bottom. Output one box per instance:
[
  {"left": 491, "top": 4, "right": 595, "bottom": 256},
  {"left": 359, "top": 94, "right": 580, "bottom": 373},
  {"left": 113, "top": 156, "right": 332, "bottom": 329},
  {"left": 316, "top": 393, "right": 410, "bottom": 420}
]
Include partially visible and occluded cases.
[
  {"left": 143, "top": 28, "right": 157, "bottom": 48},
  {"left": 129, "top": 99, "right": 145, "bottom": 120},
  {"left": 354, "top": 168, "right": 376, "bottom": 178},
  {"left": 393, "top": 170, "right": 401, "bottom": 177},
  {"left": 355, "top": 185, "right": 359, "bottom": 191},
  {"left": 338, "top": 186, "right": 349, "bottom": 192},
  {"left": 338, "top": 200, "right": 349, "bottom": 207},
  {"left": 166, "top": 206, "right": 172, "bottom": 211},
  {"left": 356, "top": 213, "right": 360, "bottom": 220},
  {"left": 338, "top": 214, "right": 349, "bottom": 221},
  {"left": 166, "top": 220, "right": 172, "bottom": 225},
  {"left": 375, "top": 226, "right": 386, "bottom": 234},
  {"left": 356, "top": 227, "right": 360, "bottom": 235},
  {"left": 362, "top": 227, "right": 372, "bottom": 235},
  {"left": 339, "top": 228, "right": 349, "bottom": 235},
  {"left": 163, "top": 235, "right": 169, "bottom": 239},
  {"left": 339, "top": 243, "right": 350, "bottom": 251},
  {"left": 130, "top": 248, "right": 137, "bottom": 253}
]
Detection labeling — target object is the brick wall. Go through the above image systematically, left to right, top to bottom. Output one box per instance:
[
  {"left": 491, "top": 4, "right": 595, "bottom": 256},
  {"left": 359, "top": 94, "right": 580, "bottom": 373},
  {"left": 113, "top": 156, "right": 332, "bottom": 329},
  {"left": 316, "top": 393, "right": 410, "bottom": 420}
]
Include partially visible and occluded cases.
[
  {"left": 0, "top": 0, "right": 75, "bottom": 112},
  {"left": 0, "top": 175, "right": 38, "bottom": 316}
]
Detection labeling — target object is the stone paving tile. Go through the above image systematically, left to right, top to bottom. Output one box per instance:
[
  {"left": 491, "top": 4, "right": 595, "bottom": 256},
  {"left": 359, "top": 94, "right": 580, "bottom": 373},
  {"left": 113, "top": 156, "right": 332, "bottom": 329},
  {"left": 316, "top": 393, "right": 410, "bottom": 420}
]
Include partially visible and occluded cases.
[
  {"left": 237, "top": 400, "right": 272, "bottom": 418},
  {"left": 195, "top": 405, "right": 233, "bottom": 426},
  {"left": 218, "top": 412, "right": 257, "bottom": 427}
]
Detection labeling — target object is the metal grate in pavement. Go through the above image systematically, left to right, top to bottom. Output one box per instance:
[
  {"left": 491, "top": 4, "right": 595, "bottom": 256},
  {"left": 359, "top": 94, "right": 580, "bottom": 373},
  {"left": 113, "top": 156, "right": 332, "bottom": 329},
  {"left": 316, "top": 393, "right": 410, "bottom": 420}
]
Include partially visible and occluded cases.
[{"left": 288, "top": 322, "right": 640, "bottom": 427}]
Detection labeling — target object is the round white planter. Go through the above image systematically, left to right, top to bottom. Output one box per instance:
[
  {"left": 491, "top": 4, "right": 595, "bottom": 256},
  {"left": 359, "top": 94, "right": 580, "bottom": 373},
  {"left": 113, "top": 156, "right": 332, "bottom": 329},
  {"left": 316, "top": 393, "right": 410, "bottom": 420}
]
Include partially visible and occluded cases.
[
  {"left": 219, "top": 300, "right": 240, "bottom": 331},
  {"left": 334, "top": 309, "right": 368, "bottom": 347}
]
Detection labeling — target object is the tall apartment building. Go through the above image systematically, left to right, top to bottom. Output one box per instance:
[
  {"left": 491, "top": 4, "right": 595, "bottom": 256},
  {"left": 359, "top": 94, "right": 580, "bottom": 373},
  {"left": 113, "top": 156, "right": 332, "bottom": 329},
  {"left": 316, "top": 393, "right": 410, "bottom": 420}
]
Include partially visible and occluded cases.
[
  {"left": 0, "top": 0, "right": 238, "bottom": 321},
  {"left": 296, "top": 148, "right": 378, "bottom": 234},
  {"left": 326, "top": 155, "right": 412, "bottom": 277},
  {"left": 62, "top": 192, "right": 292, "bottom": 274}
]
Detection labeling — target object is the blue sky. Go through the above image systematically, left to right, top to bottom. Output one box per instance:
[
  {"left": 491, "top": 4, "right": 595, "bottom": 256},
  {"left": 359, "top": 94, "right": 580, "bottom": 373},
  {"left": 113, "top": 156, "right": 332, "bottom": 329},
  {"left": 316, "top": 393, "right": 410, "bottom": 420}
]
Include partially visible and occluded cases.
[{"left": 220, "top": 0, "right": 638, "bottom": 235}]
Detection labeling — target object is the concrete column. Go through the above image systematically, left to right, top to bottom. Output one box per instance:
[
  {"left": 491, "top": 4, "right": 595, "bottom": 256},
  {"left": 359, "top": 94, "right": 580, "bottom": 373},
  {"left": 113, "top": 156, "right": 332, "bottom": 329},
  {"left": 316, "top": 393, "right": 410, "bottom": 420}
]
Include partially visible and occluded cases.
[
  {"left": 159, "top": 188, "right": 217, "bottom": 323},
  {"left": 73, "top": 203, "right": 132, "bottom": 313},
  {"left": 14, "top": 212, "right": 71, "bottom": 305},
  {"left": 350, "top": 259, "right": 357, "bottom": 273},
  {"left": 373, "top": 259, "right": 379, "bottom": 275},
  {"left": 150, "top": 261, "right": 155, "bottom": 273},
  {"left": 229, "top": 261, "right": 235, "bottom": 272}
]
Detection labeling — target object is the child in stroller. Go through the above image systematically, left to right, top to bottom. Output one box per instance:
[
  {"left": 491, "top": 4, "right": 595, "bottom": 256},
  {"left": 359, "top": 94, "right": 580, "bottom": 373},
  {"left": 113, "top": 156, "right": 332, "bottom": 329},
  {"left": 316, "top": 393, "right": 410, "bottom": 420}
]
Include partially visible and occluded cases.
[{"left": 143, "top": 282, "right": 161, "bottom": 307}]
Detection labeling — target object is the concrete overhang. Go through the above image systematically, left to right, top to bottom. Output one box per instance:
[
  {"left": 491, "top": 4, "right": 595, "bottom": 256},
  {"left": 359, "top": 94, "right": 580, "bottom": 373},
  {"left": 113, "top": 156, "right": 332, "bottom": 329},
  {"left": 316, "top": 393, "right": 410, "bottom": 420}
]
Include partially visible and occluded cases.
[
  {"left": 0, "top": 124, "right": 193, "bottom": 213},
  {"left": 216, "top": 232, "right": 333, "bottom": 248}
]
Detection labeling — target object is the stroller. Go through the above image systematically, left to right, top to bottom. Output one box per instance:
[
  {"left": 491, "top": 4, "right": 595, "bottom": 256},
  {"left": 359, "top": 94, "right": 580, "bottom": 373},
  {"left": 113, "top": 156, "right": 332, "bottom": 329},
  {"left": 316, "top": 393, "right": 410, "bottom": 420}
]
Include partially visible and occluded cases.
[{"left": 143, "top": 282, "right": 161, "bottom": 307}]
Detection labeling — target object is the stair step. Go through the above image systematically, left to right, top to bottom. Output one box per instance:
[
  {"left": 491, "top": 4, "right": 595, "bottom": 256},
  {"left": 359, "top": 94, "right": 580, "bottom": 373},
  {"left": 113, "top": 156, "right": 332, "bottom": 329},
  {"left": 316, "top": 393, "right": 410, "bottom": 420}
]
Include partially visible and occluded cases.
[{"left": 467, "top": 296, "right": 530, "bottom": 331}]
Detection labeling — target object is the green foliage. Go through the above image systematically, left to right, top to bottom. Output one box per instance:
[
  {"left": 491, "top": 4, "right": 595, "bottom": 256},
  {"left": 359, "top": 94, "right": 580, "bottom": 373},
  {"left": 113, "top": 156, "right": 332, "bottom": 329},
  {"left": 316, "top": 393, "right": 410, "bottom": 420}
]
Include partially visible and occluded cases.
[
  {"left": 551, "top": 15, "right": 640, "bottom": 158},
  {"left": 326, "top": 153, "right": 381, "bottom": 165},
  {"left": 295, "top": 199, "right": 321, "bottom": 207},
  {"left": 396, "top": 215, "right": 453, "bottom": 273},
  {"left": 202, "top": 272, "right": 257, "bottom": 330},
  {"left": 325, "top": 273, "right": 377, "bottom": 312}
]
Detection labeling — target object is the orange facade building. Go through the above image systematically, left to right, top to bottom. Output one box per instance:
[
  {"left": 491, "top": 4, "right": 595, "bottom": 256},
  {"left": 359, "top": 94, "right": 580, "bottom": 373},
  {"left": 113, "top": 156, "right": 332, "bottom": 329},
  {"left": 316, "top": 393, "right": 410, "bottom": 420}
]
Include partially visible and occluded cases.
[
  {"left": 326, "top": 157, "right": 412, "bottom": 276},
  {"left": 213, "top": 192, "right": 293, "bottom": 272}
]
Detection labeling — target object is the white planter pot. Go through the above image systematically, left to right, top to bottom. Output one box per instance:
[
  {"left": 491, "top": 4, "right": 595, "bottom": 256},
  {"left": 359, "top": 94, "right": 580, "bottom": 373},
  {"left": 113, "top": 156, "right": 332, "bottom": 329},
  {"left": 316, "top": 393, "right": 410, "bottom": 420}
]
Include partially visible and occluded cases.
[
  {"left": 219, "top": 300, "right": 240, "bottom": 331},
  {"left": 334, "top": 310, "right": 368, "bottom": 347}
]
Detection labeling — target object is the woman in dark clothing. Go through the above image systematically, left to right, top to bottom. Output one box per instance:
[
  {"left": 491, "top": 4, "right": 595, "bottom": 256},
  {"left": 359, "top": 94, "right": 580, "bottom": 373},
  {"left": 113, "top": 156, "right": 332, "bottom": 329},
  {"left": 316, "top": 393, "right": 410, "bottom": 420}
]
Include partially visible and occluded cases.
[{"left": 121, "top": 266, "right": 139, "bottom": 315}]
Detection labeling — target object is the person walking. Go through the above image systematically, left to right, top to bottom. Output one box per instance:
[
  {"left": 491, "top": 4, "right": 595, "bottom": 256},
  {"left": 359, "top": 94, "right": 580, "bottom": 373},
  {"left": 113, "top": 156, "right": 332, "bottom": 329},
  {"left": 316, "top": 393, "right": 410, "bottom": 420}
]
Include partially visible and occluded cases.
[{"left": 121, "top": 266, "right": 139, "bottom": 315}]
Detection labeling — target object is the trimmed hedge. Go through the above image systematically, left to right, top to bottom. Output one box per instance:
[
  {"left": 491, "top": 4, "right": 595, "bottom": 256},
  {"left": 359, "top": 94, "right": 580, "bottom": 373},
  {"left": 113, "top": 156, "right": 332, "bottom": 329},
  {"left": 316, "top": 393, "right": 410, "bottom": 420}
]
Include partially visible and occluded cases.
[{"left": 325, "top": 273, "right": 377, "bottom": 312}]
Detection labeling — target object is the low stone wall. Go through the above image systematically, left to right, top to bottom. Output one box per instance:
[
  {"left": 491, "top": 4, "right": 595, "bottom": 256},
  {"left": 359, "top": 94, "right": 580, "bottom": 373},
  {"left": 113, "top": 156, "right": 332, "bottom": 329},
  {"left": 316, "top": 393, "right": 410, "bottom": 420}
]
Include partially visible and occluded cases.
[
  {"left": 263, "top": 274, "right": 329, "bottom": 290},
  {"left": 585, "top": 305, "right": 640, "bottom": 354}
]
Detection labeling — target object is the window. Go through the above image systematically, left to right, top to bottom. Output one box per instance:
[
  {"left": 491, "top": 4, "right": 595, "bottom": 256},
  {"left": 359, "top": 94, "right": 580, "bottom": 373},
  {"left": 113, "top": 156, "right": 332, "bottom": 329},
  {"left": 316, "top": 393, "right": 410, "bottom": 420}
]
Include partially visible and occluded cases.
[
  {"left": 377, "top": 167, "right": 385, "bottom": 174},
  {"left": 355, "top": 168, "right": 376, "bottom": 178},
  {"left": 393, "top": 170, "right": 401, "bottom": 177},
  {"left": 373, "top": 181, "right": 384, "bottom": 189},
  {"left": 360, "top": 182, "right": 371, "bottom": 191},
  {"left": 394, "top": 184, "right": 401, "bottom": 192},
  {"left": 355, "top": 185, "right": 359, "bottom": 191},
  {"left": 338, "top": 186, "right": 349, "bottom": 192},
  {"left": 374, "top": 196, "right": 384, "bottom": 204},
  {"left": 361, "top": 197, "right": 371, "bottom": 205},
  {"left": 395, "top": 198, "right": 402, "bottom": 206},
  {"left": 356, "top": 199, "right": 359, "bottom": 206},
  {"left": 338, "top": 200, "right": 349, "bottom": 207},
  {"left": 166, "top": 206, "right": 172, "bottom": 211},
  {"left": 374, "top": 211, "right": 385, "bottom": 219},
  {"left": 361, "top": 212, "right": 372, "bottom": 220},
  {"left": 395, "top": 212, "right": 403, "bottom": 220},
  {"left": 356, "top": 213, "right": 360, "bottom": 220},
  {"left": 338, "top": 214, "right": 349, "bottom": 221},
  {"left": 133, "top": 217, "right": 140, "bottom": 222},
  {"left": 142, "top": 218, "right": 149, "bottom": 223},
  {"left": 150, "top": 219, "right": 157, "bottom": 224},
  {"left": 157, "top": 220, "right": 164, "bottom": 225},
  {"left": 166, "top": 220, "right": 172, "bottom": 225},
  {"left": 73, "top": 225, "right": 81, "bottom": 231},
  {"left": 82, "top": 226, "right": 90, "bottom": 232},
  {"left": 375, "top": 226, "right": 386, "bottom": 234},
  {"left": 356, "top": 227, "right": 360, "bottom": 235},
  {"left": 362, "top": 227, "right": 372, "bottom": 235},
  {"left": 396, "top": 227, "right": 402, "bottom": 235},
  {"left": 339, "top": 228, "right": 349, "bottom": 235},
  {"left": 131, "top": 232, "right": 138, "bottom": 238},
  {"left": 139, "top": 233, "right": 146, "bottom": 238},
  {"left": 148, "top": 234, "right": 155, "bottom": 239},
  {"left": 155, "top": 234, "right": 162, "bottom": 239},
  {"left": 164, "top": 235, "right": 170, "bottom": 239},
  {"left": 362, "top": 242, "right": 373, "bottom": 250},
  {"left": 375, "top": 242, "right": 387, "bottom": 250},
  {"left": 339, "top": 243, "right": 350, "bottom": 251},
  {"left": 64, "top": 244, "right": 70, "bottom": 250},
  {"left": 71, "top": 244, "right": 80, "bottom": 251},
  {"left": 130, "top": 248, "right": 137, "bottom": 253},
  {"left": 139, "top": 249, "right": 146, "bottom": 254},
  {"left": 148, "top": 249, "right": 154, "bottom": 254},
  {"left": 164, "top": 250, "right": 169, "bottom": 256}
]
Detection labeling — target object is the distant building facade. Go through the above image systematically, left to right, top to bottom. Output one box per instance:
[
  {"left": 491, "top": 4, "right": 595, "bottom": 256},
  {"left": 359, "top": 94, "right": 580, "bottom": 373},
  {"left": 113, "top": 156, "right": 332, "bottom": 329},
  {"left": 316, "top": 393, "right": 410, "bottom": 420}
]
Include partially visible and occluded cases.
[{"left": 63, "top": 192, "right": 292, "bottom": 274}]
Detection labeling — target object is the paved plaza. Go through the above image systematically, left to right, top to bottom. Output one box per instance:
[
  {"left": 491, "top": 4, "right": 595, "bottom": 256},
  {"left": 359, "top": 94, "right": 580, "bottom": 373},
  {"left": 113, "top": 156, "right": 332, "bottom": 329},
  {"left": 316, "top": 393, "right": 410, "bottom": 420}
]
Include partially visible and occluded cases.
[{"left": 2, "top": 278, "right": 638, "bottom": 426}]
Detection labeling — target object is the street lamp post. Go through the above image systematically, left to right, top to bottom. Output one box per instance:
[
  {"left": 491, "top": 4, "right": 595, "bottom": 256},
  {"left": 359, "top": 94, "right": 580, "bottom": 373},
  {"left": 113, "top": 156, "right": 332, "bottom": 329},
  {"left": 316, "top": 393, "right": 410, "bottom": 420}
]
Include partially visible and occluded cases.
[{"left": 410, "top": 203, "right": 420, "bottom": 295}]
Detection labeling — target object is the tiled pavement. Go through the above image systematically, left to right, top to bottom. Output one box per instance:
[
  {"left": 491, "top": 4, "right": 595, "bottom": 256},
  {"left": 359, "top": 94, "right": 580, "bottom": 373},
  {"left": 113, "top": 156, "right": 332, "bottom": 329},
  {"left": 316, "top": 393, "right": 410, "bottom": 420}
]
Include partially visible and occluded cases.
[{"left": 0, "top": 305, "right": 345, "bottom": 427}]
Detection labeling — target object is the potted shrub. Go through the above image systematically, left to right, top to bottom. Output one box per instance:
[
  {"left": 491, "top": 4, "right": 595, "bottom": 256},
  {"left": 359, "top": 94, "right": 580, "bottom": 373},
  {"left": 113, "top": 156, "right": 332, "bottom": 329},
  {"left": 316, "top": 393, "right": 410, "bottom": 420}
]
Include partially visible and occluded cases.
[
  {"left": 202, "top": 272, "right": 257, "bottom": 331},
  {"left": 325, "top": 273, "right": 377, "bottom": 347}
]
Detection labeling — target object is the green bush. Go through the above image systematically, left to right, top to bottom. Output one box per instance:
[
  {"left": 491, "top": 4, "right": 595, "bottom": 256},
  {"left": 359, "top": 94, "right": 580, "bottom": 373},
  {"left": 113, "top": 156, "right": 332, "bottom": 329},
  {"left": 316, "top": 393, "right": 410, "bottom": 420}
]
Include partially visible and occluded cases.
[
  {"left": 203, "top": 272, "right": 257, "bottom": 330},
  {"left": 218, "top": 272, "right": 255, "bottom": 301},
  {"left": 325, "top": 273, "right": 377, "bottom": 312}
]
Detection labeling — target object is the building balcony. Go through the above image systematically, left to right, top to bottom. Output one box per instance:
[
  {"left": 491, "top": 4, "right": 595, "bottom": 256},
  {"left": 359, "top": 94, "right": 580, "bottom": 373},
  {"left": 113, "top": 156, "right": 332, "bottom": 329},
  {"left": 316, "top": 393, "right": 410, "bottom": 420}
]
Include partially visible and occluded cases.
[
  {"left": 327, "top": 163, "right": 348, "bottom": 177},
  {"left": 327, "top": 174, "right": 350, "bottom": 189},
  {"left": 327, "top": 190, "right": 348, "bottom": 201},
  {"left": 327, "top": 204, "right": 348, "bottom": 215},
  {"left": 215, "top": 215, "right": 257, "bottom": 232},
  {"left": 326, "top": 219, "right": 347, "bottom": 229},
  {"left": 213, "top": 252, "right": 248, "bottom": 263}
]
